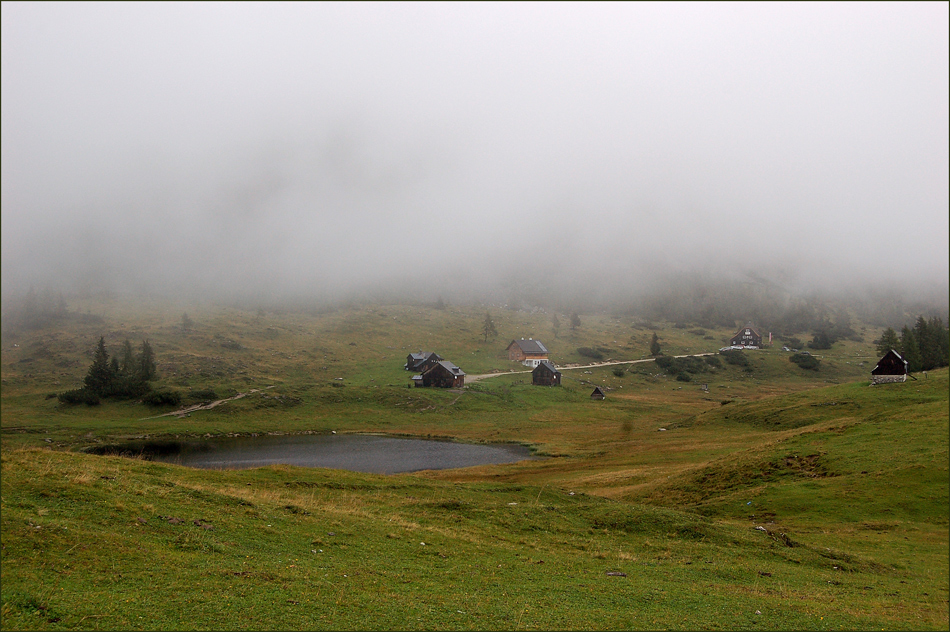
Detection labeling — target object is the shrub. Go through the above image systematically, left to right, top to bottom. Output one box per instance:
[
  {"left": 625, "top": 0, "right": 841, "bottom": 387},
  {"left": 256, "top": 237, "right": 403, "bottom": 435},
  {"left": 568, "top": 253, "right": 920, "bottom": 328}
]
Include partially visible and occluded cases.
[
  {"left": 689, "top": 329, "right": 706, "bottom": 336},
  {"left": 577, "top": 347, "right": 604, "bottom": 360},
  {"left": 719, "top": 349, "right": 749, "bottom": 367},
  {"left": 789, "top": 353, "right": 820, "bottom": 370},
  {"left": 704, "top": 356, "right": 722, "bottom": 368},
  {"left": 612, "top": 366, "right": 626, "bottom": 377},
  {"left": 676, "top": 372, "right": 692, "bottom": 382},
  {"left": 58, "top": 388, "right": 100, "bottom": 406},
  {"left": 188, "top": 388, "right": 219, "bottom": 403},
  {"left": 143, "top": 390, "right": 182, "bottom": 407}
]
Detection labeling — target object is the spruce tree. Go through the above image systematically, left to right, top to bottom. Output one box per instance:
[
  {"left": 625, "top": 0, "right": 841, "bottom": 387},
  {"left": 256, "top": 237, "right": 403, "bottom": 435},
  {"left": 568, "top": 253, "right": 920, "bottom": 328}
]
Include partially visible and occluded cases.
[
  {"left": 482, "top": 312, "right": 498, "bottom": 342},
  {"left": 570, "top": 312, "right": 581, "bottom": 331},
  {"left": 900, "top": 326, "right": 923, "bottom": 373},
  {"left": 876, "top": 327, "right": 900, "bottom": 357},
  {"left": 650, "top": 332, "right": 661, "bottom": 356},
  {"left": 84, "top": 336, "right": 115, "bottom": 396},
  {"left": 119, "top": 339, "right": 135, "bottom": 376},
  {"left": 138, "top": 340, "right": 157, "bottom": 382}
]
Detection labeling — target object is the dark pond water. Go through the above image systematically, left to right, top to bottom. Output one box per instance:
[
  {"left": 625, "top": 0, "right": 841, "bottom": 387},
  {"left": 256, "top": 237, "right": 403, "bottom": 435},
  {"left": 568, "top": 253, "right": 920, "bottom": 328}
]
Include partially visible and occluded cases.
[{"left": 91, "top": 434, "right": 536, "bottom": 474}]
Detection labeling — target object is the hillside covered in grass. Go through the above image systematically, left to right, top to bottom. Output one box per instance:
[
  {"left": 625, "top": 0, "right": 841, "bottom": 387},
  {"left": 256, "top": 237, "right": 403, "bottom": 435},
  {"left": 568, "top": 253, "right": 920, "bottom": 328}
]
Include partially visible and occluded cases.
[{"left": 1, "top": 297, "right": 947, "bottom": 630}]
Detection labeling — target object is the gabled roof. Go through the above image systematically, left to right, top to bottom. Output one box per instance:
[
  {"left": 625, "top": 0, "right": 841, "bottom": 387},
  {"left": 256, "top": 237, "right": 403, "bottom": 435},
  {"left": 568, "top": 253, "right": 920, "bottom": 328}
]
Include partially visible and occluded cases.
[
  {"left": 732, "top": 324, "right": 761, "bottom": 337},
  {"left": 507, "top": 338, "right": 548, "bottom": 354},
  {"left": 871, "top": 349, "right": 907, "bottom": 374},
  {"left": 408, "top": 351, "right": 438, "bottom": 361},
  {"left": 426, "top": 360, "right": 465, "bottom": 376},
  {"left": 533, "top": 360, "right": 560, "bottom": 374}
]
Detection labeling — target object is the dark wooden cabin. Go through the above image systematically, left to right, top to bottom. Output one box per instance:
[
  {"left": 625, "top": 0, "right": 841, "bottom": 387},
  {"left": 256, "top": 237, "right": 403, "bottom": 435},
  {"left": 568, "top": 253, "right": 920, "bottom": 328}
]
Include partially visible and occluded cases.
[
  {"left": 730, "top": 324, "right": 762, "bottom": 347},
  {"left": 870, "top": 349, "right": 908, "bottom": 384},
  {"left": 421, "top": 360, "right": 465, "bottom": 388},
  {"left": 532, "top": 360, "right": 561, "bottom": 386},
  {"left": 590, "top": 386, "right": 606, "bottom": 400}
]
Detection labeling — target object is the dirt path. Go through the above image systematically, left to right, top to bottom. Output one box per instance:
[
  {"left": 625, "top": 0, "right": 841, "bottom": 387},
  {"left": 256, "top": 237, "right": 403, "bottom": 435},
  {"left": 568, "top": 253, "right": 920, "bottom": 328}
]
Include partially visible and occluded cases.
[
  {"left": 465, "top": 353, "right": 715, "bottom": 384},
  {"left": 139, "top": 386, "right": 276, "bottom": 420}
]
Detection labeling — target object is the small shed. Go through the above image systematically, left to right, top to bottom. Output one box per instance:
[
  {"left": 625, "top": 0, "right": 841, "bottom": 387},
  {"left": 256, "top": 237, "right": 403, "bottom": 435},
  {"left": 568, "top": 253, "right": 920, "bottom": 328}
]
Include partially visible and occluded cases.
[
  {"left": 730, "top": 324, "right": 762, "bottom": 348},
  {"left": 870, "top": 349, "right": 908, "bottom": 384},
  {"left": 422, "top": 360, "right": 466, "bottom": 388},
  {"left": 532, "top": 360, "right": 561, "bottom": 386},
  {"left": 410, "top": 374, "right": 424, "bottom": 388},
  {"left": 590, "top": 386, "right": 606, "bottom": 400}
]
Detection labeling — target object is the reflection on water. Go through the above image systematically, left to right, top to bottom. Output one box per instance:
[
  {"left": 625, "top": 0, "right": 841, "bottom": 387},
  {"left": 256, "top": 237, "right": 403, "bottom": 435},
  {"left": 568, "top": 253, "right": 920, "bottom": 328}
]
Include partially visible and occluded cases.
[{"left": 134, "top": 434, "right": 536, "bottom": 474}]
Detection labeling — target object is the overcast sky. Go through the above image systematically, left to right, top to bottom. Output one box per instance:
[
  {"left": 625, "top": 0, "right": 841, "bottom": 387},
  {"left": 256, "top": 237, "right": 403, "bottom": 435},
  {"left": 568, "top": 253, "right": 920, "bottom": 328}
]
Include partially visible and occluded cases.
[{"left": 2, "top": 2, "right": 948, "bottom": 304}]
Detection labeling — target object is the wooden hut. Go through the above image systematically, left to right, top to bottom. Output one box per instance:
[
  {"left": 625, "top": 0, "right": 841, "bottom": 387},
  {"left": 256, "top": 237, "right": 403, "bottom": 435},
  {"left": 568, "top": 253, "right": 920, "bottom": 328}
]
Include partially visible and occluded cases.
[
  {"left": 730, "top": 324, "right": 762, "bottom": 348},
  {"left": 506, "top": 338, "right": 549, "bottom": 367},
  {"left": 870, "top": 349, "right": 908, "bottom": 384},
  {"left": 421, "top": 360, "right": 466, "bottom": 388},
  {"left": 532, "top": 360, "right": 561, "bottom": 386},
  {"left": 590, "top": 386, "right": 606, "bottom": 400}
]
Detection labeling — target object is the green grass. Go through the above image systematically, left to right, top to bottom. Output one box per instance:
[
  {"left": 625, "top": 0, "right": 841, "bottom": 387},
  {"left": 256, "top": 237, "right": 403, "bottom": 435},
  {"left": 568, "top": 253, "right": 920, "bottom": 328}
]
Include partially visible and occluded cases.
[{"left": 1, "top": 297, "right": 947, "bottom": 629}]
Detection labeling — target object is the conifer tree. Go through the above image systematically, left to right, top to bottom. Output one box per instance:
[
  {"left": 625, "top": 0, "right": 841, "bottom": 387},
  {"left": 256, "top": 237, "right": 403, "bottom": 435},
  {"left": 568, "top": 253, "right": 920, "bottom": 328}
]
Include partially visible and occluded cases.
[
  {"left": 482, "top": 312, "right": 498, "bottom": 342},
  {"left": 570, "top": 312, "right": 581, "bottom": 331},
  {"left": 900, "top": 325, "right": 923, "bottom": 373},
  {"left": 876, "top": 327, "right": 900, "bottom": 357},
  {"left": 650, "top": 332, "right": 661, "bottom": 356},
  {"left": 84, "top": 336, "right": 115, "bottom": 396},
  {"left": 138, "top": 340, "right": 157, "bottom": 382}
]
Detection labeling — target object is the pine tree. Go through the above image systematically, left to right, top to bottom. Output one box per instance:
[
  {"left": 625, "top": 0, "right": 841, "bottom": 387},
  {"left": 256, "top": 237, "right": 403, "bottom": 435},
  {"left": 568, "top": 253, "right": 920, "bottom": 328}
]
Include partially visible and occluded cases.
[
  {"left": 482, "top": 312, "right": 498, "bottom": 342},
  {"left": 570, "top": 312, "right": 581, "bottom": 331},
  {"left": 551, "top": 314, "right": 561, "bottom": 339},
  {"left": 900, "top": 326, "right": 923, "bottom": 373},
  {"left": 876, "top": 327, "right": 900, "bottom": 357},
  {"left": 650, "top": 332, "right": 661, "bottom": 356},
  {"left": 84, "top": 336, "right": 115, "bottom": 396},
  {"left": 119, "top": 339, "right": 135, "bottom": 375},
  {"left": 138, "top": 340, "right": 157, "bottom": 382}
]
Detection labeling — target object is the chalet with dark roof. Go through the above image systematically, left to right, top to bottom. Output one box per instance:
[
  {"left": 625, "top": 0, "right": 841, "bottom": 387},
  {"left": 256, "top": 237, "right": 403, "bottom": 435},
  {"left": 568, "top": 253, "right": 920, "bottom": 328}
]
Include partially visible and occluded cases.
[
  {"left": 730, "top": 324, "right": 762, "bottom": 348},
  {"left": 507, "top": 338, "right": 549, "bottom": 367},
  {"left": 870, "top": 349, "right": 908, "bottom": 384},
  {"left": 405, "top": 351, "right": 442, "bottom": 372},
  {"left": 421, "top": 360, "right": 466, "bottom": 388},
  {"left": 532, "top": 360, "right": 561, "bottom": 386},
  {"left": 590, "top": 386, "right": 606, "bottom": 400}
]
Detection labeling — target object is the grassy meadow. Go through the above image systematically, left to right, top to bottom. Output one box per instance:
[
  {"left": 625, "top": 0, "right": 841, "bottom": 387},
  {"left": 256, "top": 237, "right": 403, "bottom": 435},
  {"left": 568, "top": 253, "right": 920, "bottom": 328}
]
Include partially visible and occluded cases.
[{"left": 1, "top": 297, "right": 947, "bottom": 630}]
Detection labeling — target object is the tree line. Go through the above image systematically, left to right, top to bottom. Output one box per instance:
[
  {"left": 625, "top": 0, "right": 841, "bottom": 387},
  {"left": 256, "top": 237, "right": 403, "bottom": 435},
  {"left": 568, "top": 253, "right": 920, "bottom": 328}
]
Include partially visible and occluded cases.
[
  {"left": 876, "top": 315, "right": 949, "bottom": 373},
  {"left": 59, "top": 337, "right": 158, "bottom": 405}
]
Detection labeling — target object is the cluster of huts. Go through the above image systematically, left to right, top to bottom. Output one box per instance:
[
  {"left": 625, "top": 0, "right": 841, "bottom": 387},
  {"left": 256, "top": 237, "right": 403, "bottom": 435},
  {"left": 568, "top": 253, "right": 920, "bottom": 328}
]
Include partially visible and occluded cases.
[
  {"left": 404, "top": 326, "right": 910, "bottom": 392},
  {"left": 406, "top": 341, "right": 565, "bottom": 389},
  {"left": 405, "top": 352, "right": 466, "bottom": 388}
]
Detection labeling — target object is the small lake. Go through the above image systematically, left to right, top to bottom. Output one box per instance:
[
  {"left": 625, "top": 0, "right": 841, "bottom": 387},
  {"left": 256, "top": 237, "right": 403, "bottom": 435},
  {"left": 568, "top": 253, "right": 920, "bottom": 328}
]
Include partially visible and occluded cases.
[{"left": 92, "top": 434, "right": 537, "bottom": 474}]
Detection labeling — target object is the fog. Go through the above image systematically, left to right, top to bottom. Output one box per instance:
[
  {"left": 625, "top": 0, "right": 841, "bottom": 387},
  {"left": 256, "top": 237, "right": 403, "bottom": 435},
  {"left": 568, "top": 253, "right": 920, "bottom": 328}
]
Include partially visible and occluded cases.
[{"left": 2, "top": 3, "right": 948, "bottom": 309}]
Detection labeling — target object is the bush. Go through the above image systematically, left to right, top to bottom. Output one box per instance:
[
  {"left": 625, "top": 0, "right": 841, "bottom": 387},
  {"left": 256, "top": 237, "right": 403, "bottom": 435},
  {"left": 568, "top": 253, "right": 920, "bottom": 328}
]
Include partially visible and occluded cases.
[
  {"left": 808, "top": 331, "right": 833, "bottom": 350},
  {"left": 577, "top": 347, "right": 604, "bottom": 360},
  {"left": 719, "top": 349, "right": 749, "bottom": 367},
  {"left": 789, "top": 353, "right": 820, "bottom": 371},
  {"left": 703, "top": 356, "right": 722, "bottom": 368},
  {"left": 612, "top": 366, "right": 626, "bottom": 377},
  {"left": 676, "top": 372, "right": 692, "bottom": 382},
  {"left": 58, "top": 388, "right": 100, "bottom": 406},
  {"left": 188, "top": 388, "right": 219, "bottom": 403},
  {"left": 143, "top": 390, "right": 182, "bottom": 407}
]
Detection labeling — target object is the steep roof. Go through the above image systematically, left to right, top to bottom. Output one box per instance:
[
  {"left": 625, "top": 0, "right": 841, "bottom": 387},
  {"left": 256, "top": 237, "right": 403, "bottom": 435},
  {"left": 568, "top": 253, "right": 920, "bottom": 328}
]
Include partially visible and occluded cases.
[
  {"left": 507, "top": 338, "right": 548, "bottom": 354},
  {"left": 871, "top": 349, "right": 907, "bottom": 375},
  {"left": 427, "top": 360, "right": 465, "bottom": 376},
  {"left": 533, "top": 360, "right": 560, "bottom": 374}
]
